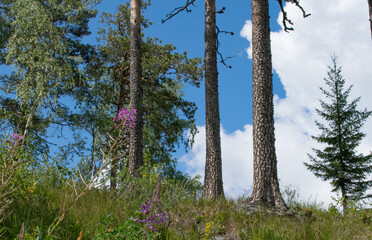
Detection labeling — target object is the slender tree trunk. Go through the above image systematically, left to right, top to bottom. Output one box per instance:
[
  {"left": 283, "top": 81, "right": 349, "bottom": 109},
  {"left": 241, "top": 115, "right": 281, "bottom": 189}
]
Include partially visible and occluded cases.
[
  {"left": 129, "top": 0, "right": 143, "bottom": 177},
  {"left": 202, "top": 0, "right": 224, "bottom": 199},
  {"left": 249, "top": 0, "right": 287, "bottom": 211},
  {"left": 368, "top": 0, "right": 372, "bottom": 38},
  {"left": 110, "top": 77, "right": 127, "bottom": 189},
  {"left": 341, "top": 184, "right": 348, "bottom": 214}
]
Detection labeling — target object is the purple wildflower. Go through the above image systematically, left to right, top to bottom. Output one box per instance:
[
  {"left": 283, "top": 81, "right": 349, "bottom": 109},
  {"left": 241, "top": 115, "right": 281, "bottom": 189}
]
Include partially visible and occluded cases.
[
  {"left": 113, "top": 108, "right": 136, "bottom": 130},
  {"left": 10, "top": 133, "right": 25, "bottom": 145},
  {"left": 134, "top": 174, "right": 168, "bottom": 233},
  {"left": 135, "top": 201, "right": 167, "bottom": 232},
  {"left": 140, "top": 201, "right": 151, "bottom": 215},
  {"left": 160, "top": 213, "right": 168, "bottom": 223},
  {"left": 148, "top": 225, "right": 157, "bottom": 232}
]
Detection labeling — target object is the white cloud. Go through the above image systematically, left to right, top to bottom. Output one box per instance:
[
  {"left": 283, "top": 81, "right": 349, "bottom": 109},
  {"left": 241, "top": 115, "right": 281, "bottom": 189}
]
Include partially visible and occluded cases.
[
  {"left": 181, "top": 0, "right": 372, "bottom": 206},
  {"left": 240, "top": 20, "right": 252, "bottom": 58},
  {"left": 180, "top": 125, "right": 253, "bottom": 199}
]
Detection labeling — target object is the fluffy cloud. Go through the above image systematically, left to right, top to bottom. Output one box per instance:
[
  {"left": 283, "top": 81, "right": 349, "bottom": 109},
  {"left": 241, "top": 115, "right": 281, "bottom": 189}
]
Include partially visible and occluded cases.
[
  {"left": 180, "top": 0, "right": 372, "bottom": 206},
  {"left": 181, "top": 125, "right": 253, "bottom": 198}
]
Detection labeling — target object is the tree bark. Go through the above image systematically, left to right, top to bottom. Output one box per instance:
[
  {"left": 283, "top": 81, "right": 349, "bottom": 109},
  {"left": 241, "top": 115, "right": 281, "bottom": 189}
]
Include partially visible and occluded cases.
[
  {"left": 129, "top": 0, "right": 143, "bottom": 177},
  {"left": 202, "top": 0, "right": 224, "bottom": 199},
  {"left": 249, "top": 0, "right": 287, "bottom": 211},
  {"left": 368, "top": 0, "right": 372, "bottom": 38},
  {"left": 341, "top": 184, "right": 348, "bottom": 214}
]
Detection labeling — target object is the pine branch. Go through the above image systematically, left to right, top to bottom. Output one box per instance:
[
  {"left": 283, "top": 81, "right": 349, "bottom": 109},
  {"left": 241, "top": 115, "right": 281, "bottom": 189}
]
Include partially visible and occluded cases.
[
  {"left": 161, "top": 0, "right": 197, "bottom": 24},
  {"left": 276, "top": 0, "right": 311, "bottom": 32},
  {"left": 216, "top": 26, "right": 234, "bottom": 68}
]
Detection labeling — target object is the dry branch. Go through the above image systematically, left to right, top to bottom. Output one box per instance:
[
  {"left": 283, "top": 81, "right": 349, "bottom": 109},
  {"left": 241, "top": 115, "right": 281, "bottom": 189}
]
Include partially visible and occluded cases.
[{"left": 276, "top": 0, "right": 311, "bottom": 32}]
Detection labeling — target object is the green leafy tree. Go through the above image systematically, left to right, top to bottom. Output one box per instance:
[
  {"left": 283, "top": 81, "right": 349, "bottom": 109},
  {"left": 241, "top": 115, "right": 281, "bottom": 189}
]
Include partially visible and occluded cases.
[
  {"left": 0, "top": 0, "right": 97, "bottom": 159},
  {"left": 0, "top": 0, "right": 11, "bottom": 64},
  {"left": 76, "top": 2, "right": 203, "bottom": 183},
  {"left": 305, "top": 56, "right": 372, "bottom": 213}
]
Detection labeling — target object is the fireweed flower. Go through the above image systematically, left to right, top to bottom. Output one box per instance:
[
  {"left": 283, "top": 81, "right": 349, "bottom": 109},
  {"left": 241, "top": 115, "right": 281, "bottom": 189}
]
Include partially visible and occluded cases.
[
  {"left": 113, "top": 108, "right": 136, "bottom": 130},
  {"left": 10, "top": 133, "right": 25, "bottom": 145},
  {"left": 134, "top": 177, "right": 168, "bottom": 232},
  {"left": 134, "top": 200, "right": 168, "bottom": 232},
  {"left": 140, "top": 201, "right": 151, "bottom": 215},
  {"left": 134, "top": 205, "right": 168, "bottom": 232}
]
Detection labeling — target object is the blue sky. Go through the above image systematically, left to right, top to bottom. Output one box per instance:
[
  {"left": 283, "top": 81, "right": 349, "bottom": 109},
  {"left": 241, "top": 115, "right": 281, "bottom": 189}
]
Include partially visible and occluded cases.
[{"left": 86, "top": 0, "right": 286, "bottom": 134}]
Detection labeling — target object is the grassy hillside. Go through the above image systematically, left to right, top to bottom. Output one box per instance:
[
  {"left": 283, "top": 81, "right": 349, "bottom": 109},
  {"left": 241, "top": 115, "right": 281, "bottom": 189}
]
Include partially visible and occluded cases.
[{"left": 1, "top": 164, "right": 371, "bottom": 240}]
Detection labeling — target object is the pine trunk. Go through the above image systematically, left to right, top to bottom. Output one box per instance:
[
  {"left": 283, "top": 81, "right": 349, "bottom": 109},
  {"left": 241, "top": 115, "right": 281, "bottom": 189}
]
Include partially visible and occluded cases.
[
  {"left": 129, "top": 0, "right": 143, "bottom": 177},
  {"left": 203, "top": 0, "right": 224, "bottom": 199},
  {"left": 249, "top": 0, "right": 287, "bottom": 211}
]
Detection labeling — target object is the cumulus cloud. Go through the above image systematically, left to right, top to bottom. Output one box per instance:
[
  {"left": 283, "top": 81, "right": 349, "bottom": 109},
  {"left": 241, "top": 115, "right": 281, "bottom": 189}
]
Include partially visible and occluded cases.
[
  {"left": 181, "top": 0, "right": 372, "bottom": 206},
  {"left": 240, "top": 20, "right": 252, "bottom": 58},
  {"left": 181, "top": 125, "right": 253, "bottom": 198}
]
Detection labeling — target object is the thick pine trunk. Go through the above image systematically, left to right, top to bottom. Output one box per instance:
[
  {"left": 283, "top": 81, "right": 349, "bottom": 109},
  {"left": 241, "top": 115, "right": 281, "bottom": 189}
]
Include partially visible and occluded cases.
[
  {"left": 129, "top": 0, "right": 143, "bottom": 177},
  {"left": 203, "top": 0, "right": 224, "bottom": 199},
  {"left": 249, "top": 0, "right": 287, "bottom": 211}
]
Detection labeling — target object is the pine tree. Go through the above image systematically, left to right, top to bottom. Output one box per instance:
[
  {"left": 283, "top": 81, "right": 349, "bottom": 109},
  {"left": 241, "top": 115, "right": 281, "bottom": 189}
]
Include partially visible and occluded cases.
[
  {"left": 129, "top": 0, "right": 143, "bottom": 178},
  {"left": 203, "top": 0, "right": 224, "bottom": 199},
  {"left": 248, "top": 0, "right": 309, "bottom": 211},
  {"left": 249, "top": 0, "right": 287, "bottom": 211},
  {"left": 305, "top": 56, "right": 372, "bottom": 213}
]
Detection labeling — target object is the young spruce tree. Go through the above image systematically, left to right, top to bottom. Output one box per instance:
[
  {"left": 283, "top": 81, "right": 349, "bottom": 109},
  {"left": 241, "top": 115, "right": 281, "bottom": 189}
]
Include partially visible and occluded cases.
[{"left": 305, "top": 56, "right": 372, "bottom": 213}]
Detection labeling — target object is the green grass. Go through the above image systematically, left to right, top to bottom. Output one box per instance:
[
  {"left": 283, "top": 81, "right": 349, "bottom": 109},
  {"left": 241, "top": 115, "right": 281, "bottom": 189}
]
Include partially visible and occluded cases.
[
  {"left": 1, "top": 166, "right": 371, "bottom": 239},
  {"left": 2, "top": 188, "right": 372, "bottom": 239}
]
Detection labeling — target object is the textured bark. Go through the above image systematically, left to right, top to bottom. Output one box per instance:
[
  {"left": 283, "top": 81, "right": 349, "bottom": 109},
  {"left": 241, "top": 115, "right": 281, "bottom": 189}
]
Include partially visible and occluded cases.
[
  {"left": 129, "top": 0, "right": 143, "bottom": 177},
  {"left": 202, "top": 0, "right": 224, "bottom": 199},
  {"left": 249, "top": 0, "right": 287, "bottom": 211},
  {"left": 368, "top": 0, "right": 372, "bottom": 38},
  {"left": 341, "top": 184, "right": 348, "bottom": 214}
]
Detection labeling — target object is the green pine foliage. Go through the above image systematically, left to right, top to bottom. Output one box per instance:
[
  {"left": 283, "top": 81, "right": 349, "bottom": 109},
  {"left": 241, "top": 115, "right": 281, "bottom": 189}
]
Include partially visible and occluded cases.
[{"left": 305, "top": 56, "right": 372, "bottom": 211}]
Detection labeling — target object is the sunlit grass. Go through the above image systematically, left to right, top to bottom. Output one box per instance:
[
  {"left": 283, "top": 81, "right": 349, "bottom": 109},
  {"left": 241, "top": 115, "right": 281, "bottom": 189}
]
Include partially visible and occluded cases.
[{"left": 1, "top": 170, "right": 372, "bottom": 239}]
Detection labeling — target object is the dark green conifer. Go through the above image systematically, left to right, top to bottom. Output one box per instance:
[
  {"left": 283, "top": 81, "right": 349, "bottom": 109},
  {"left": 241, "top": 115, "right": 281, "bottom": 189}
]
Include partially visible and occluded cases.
[{"left": 305, "top": 56, "right": 372, "bottom": 213}]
